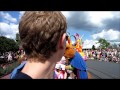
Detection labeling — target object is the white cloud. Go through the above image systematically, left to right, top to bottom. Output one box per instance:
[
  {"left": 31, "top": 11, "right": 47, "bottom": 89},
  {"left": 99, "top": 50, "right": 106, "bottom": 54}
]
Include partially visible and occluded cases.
[
  {"left": 0, "top": 11, "right": 17, "bottom": 23},
  {"left": 19, "top": 11, "right": 25, "bottom": 19},
  {"left": 61, "top": 11, "right": 119, "bottom": 31},
  {"left": 62, "top": 11, "right": 71, "bottom": 19},
  {"left": 62, "top": 11, "right": 115, "bottom": 26},
  {"left": 86, "top": 11, "right": 114, "bottom": 26},
  {"left": 112, "top": 11, "right": 120, "bottom": 18},
  {"left": 0, "top": 22, "right": 18, "bottom": 39},
  {"left": 0, "top": 22, "right": 11, "bottom": 33},
  {"left": 92, "top": 29, "right": 120, "bottom": 41},
  {"left": 5, "top": 35, "right": 11, "bottom": 38},
  {"left": 82, "top": 39, "right": 100, "bottom": 49},
  {"left": 71, "top": 40, "right": 75, "bottom": 44}
]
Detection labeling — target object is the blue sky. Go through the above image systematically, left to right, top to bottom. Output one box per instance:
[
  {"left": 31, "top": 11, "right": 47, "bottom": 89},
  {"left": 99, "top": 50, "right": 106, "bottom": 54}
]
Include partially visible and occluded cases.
[
  {"left": 0, "top": 11, "right": 120, "bottom": 48},
  {"left": 0, "top": 11, "right": 19, "bottom": 22},
  {"left": 67, "top": 27, "right": 93, "bottom": 41}
]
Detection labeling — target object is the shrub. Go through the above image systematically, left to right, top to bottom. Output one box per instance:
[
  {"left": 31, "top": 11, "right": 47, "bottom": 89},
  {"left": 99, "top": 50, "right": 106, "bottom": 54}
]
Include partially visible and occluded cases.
[{"left": 0, "top": 61, "right": 20, "bottom": 77}]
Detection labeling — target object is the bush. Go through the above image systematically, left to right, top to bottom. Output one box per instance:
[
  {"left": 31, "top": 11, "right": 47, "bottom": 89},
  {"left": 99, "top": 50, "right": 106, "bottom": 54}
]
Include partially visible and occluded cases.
[
  {"left": 0, "top": 61, "right": 20, "bottom": 77},
  {"left": 0, "top": 67, "right": 4, "bottom": 76}
]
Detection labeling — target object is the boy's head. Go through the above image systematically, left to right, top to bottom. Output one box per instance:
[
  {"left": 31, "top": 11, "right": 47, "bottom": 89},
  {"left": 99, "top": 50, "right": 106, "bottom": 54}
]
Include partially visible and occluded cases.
[{"left": 19, "top": 11, "right": 67, "bottom": 62}]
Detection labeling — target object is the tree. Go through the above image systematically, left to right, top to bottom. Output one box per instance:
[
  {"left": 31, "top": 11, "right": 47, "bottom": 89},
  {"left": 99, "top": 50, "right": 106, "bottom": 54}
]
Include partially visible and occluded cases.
[
  {"left": 16, "top": 33, "right": 21, "bottom": 45},
  {"left": 0, "top": 36, "right": 19, "bottom": 54},
  {"left": 98, "top": 38, "right": 110, "bottom": 49},
  {"left": 92, "top": 45, "right": 96, "bottom": 50}
]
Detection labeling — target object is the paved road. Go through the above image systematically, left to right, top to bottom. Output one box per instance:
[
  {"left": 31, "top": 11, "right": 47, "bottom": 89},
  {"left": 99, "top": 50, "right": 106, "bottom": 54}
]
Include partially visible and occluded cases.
[{"left": 86, "top": 60, "right": 120, "bottom": 79}]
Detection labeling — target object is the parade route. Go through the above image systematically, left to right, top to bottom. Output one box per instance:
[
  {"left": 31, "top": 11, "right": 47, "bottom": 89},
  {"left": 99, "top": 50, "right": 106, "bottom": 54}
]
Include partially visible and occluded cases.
[
  {"left": 1, "top": 60, "right": 120, "bottom": 79},
  {"left": 86, "top": 60, "right": 120, "bottom": 79}
]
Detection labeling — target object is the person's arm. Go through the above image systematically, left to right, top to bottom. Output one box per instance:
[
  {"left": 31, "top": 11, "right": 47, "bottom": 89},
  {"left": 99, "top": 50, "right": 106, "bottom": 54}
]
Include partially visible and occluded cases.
[
  {"left": 65, "top": 65, "right": 74, "bottom": 70},
  {"left": 64, "top": 72, "right": 67, "bottom": 79}
]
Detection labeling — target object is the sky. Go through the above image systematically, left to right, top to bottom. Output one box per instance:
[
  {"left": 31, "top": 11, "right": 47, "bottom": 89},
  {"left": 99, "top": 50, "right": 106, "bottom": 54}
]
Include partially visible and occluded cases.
[{"left": 0, "top": 11, "right": 120, "bottom": 49}]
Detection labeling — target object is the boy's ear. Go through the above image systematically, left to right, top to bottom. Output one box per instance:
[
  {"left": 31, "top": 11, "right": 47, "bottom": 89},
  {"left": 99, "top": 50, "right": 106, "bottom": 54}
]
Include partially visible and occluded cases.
[{"left": 59, "top": 33, "right": 66, "bottom": 49}]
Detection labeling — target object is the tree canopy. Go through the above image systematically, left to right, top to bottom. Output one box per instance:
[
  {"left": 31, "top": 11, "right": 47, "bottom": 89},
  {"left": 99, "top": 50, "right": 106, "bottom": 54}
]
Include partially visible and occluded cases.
[
  {"left": 16, "top": 33, "right": 20, "bottom": 45},
  {"left": 0, "top": 36, "right": 19, "bottom": 54},
  {"left": 98, "top": 38, "right": 110, "bottom": 49}
]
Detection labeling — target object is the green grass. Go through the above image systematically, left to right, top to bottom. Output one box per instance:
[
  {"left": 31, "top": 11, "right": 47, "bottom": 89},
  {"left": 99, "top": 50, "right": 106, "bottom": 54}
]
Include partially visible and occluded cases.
[{"left": 0, "top": 61, "right": 20, "bottom": 77}]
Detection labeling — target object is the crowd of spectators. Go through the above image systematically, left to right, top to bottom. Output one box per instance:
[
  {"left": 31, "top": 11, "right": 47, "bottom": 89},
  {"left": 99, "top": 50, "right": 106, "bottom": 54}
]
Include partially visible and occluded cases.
[
  {"left": 83, "top": 48, "right": 120, "bottom": 63},
  {"left": 0, "top": 50, "right": 26, "bottom": 69}
]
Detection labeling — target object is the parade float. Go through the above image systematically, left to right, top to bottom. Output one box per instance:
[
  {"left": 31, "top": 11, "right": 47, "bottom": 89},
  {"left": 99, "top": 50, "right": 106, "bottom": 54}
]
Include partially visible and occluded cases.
[
  {"left": 54, "top": 32, "right": 88, "bottom": 79},
  {"left": 63, "top": 32, "right": 88, "bottom": 79},
  {"left": 67, "top": 32, "right": 87, "bottom": 61}
]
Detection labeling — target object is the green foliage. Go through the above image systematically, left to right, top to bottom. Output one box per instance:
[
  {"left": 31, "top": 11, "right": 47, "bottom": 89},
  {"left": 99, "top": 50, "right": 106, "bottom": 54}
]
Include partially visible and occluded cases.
[
  {"left": 16, "top": 33, "right": 21, "bottom": 45},
  {"left": 0, "top": 36, "right": 19, "bottom": 54},
  {"left": 98, "top": 38, "right": 110, "bottom": 49},
  {"left": 0, "top": 61, "right": 20, "bottom": 77}
]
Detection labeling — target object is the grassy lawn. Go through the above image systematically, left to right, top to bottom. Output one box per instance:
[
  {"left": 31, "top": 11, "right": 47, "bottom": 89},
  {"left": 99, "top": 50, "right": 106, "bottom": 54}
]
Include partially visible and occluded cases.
[{"left": 0, "top": 61, "right": 20, "bottom": 78}]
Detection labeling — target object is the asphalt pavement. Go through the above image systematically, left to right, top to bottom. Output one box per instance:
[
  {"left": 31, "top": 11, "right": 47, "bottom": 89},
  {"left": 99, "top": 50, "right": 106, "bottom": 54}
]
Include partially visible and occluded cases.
[{"left": 86, "top": 60, "right": 120, "bottom": 79}]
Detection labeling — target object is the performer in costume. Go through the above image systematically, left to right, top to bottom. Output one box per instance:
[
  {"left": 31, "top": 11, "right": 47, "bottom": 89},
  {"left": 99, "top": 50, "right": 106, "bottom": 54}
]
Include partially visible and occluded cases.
[
  {"left": 64, "top": 33, "right": 88, "bottom": 79},
  {"left": 74, "top": 33, "right": 87, "bottom": 61},
  {"left": 64, "top": 44, "right": 88, "bottom": 79},
  {"left": 54, "top": 56, "right": 67, "bottom": 79}
]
